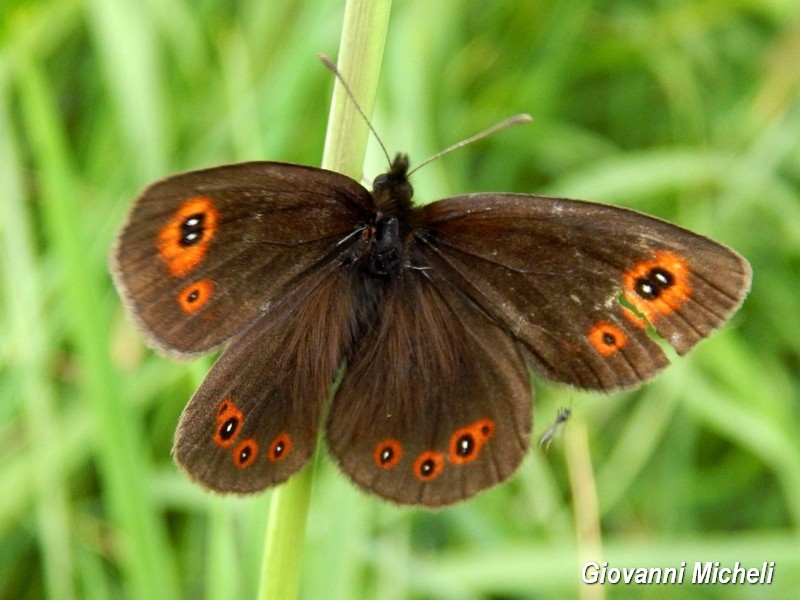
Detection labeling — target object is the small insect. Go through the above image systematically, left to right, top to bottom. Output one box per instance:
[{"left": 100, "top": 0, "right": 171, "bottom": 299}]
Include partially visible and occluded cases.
[{"left": 538, "top": 407, "right": 573, "bottom": 451}]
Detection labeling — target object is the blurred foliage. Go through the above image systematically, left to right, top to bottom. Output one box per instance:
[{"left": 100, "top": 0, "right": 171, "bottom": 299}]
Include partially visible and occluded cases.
[{"left": 1, "top": 0, "right": 799, "bottom": 599}]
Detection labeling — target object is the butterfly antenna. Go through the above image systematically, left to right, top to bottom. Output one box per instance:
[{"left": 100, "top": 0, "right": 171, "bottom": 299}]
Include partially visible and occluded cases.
[
  {"left": 319, "top": 54, "right": 392, "bottom": 165},
  {"left": 408, "top": 113, "right": 533, "bottom": 177}
]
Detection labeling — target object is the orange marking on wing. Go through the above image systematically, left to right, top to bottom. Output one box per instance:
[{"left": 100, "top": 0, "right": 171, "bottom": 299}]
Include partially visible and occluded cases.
[
  {"left": 157, "top": 196, "right": 218, "bottom": 277},
  {"left": 622, "top": 250, "right": 691, "bottom": 324},
  {"left": 177, "top": 279, "right": 214, "bottom": 314},
  {"left": 588, "top": 321, "right": 628, "bottom": 356},
  {"left": 214, "top": 399, "right": 243, "bottom": 448},
  {"left": 448, "top": 419, "right": 495, "bottom": 465},
  {"left": 267, "top": 433, "right": 292, "bottom": 462},
  {"left": 232, "top": 438, "right": 258, "bottom": 468},
  {"left": 373, "top": 439, "right": 403, "bottom": 469},
  {"left": 412, "top": 451, "right": 445, "bottom": 481}
]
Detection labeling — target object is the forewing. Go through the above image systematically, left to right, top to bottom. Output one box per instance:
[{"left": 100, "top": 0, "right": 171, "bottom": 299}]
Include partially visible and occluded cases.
[
  {"left": 111, "top": 161, "right": 372, "bottom": 355},
  {"left": 411, "top": 194, "right": 751, "bottom": 390}
]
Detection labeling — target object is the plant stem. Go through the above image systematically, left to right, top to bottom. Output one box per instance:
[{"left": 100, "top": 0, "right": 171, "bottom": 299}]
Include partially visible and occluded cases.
[
  {"left": 322, "top": 0, "right": 392, "bottom": 176},
  {"left": 256, "top": 2, "right": 392, "bottom": 599}
]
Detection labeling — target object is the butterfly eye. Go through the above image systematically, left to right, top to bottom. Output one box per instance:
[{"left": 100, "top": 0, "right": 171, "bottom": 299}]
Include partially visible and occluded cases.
[{"left": 372, "top": 173, "right": 389, "bottom": 189}]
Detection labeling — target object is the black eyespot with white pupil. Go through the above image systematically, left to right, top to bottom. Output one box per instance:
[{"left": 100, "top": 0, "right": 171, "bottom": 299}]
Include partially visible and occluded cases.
[
  {"left": 180, "top": 213, "right": 206, "bottom": 247},
  {"left": 635, "top": 267, "right": 674, "bottom": 300},
  {"left": 602, "top": 331, "right": 617, "bottom": 346},
  {"left": 219, "top": 417, "right": 238, "bottom": 441},
  {"left": 456, "top": 433, "right": 475, "bottom": 457},
  {"left": 273, "top": 441, "right": 285, "bottom": 458},
  {"left": 237, "top": 444, "right": 252, "bottom": 464},
  {"left": 379, "top": 446, "right": 394, "bottom": 464},
  {"left": 420, "top": 459, "right": 436, "bottom": 476}
]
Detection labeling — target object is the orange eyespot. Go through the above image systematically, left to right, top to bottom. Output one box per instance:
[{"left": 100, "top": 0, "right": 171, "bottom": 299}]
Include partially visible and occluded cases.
[
  {"left": 157, "top": 196, "right": 218, "bottom": 277},
  {"left": 622, "top": 251, "right": 691, "bottom": 324},
  {"left": 177, "top": 279, "right": 214, "bottom": 314},
  {"left": 588, "top": 321, "right": 628, "bottom": 356},
  {"left": 214, "top": 399, "right": 243, "bottom": 448},
  {"left": 475, "top": 418, "right": 495, "bottom": 440},
  {"left": 448, "top": 419, "right": 495, "bottom": 465},
  {"left": 267, "top": 433, "right": 292, "bottom": 462},
  {"left": 232, "top": 439, "right": 258, "bottom": 468},
  {"left": 373, "top": 439, "right": 403, "bottom": 469},
  {"left": 413, "top": 451, "right": 445, "bottom": 481}
]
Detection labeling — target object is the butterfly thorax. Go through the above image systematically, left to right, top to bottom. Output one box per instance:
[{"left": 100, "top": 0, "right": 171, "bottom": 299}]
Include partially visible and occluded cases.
[{"left": 354, "top": 153, "right": 416, "bottom": 279}]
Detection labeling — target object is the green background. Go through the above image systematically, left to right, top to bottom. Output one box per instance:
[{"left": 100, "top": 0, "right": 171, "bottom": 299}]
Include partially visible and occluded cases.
[{"left": 2, "top": 0, "right": 799, "bottom": 598}]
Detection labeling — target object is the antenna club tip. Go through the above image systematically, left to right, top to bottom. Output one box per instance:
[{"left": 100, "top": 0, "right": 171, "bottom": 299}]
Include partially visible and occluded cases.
[{"left": 318, "top": 54, "right": 337, "bottom": 72}]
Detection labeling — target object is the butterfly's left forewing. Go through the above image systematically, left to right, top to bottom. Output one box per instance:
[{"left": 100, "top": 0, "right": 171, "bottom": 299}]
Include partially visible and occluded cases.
[{"left": 111, "top": 162, "right": 372, "bottom": 356}]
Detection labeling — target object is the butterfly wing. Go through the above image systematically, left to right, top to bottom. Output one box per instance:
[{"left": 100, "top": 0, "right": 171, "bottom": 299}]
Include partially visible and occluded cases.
[
  {"left": 111, "top": 162, "right": 372, "bottom": 356},
  {"left": 411, "top": 194, "right": 752, "bottom": 390},
  {"left": 173, "top": 263, "right": 362, "bottom": 492},
  {"left": 326, "top": 271, "right": 532, "bottom": 507}
]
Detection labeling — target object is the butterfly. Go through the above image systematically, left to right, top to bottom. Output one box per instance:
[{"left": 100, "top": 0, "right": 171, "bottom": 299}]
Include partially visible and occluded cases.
[{"left": 110, "top": 146, "right": 751, "bottom": 507}]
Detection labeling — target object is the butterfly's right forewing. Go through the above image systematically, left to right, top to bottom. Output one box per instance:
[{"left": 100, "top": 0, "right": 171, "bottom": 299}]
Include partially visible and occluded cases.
[{"left": 412, "top": 194, "right": 751, "bottom": 391}]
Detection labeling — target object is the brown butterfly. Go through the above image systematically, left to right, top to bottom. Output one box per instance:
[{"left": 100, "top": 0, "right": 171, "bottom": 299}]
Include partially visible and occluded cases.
[{"left": 111, "top": 141, "right": 751, "bottom": 507}]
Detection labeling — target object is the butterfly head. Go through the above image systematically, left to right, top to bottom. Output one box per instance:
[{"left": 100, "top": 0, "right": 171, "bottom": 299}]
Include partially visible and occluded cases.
[{"left": 372, "top": 153, "right": 414, "bottom": 211}]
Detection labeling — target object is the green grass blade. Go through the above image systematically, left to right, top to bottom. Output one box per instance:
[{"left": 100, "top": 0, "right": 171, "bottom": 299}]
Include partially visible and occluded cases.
[
  {"left": 257, "top": 1, "right": 392, "bottom": 599},
  {"left": 14, "top": 61, "right": 180, "bottom": 600},
  {"left": 1, "top": 70, "right": 76, "bottom": 600}
]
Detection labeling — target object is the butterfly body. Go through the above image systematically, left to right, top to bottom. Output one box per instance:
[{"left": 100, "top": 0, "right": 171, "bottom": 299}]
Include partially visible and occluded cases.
[{"left": 111, "top": 151, "right": 750, "bottom": 506}]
